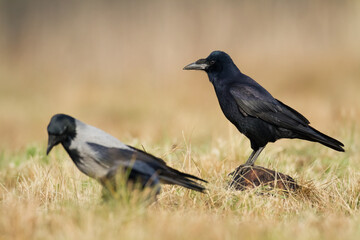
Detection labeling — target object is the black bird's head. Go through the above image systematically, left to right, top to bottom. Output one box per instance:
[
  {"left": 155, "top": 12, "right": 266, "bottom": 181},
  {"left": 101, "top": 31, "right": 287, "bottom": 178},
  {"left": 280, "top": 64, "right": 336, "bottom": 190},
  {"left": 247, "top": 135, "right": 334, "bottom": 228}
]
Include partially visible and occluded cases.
[
  {"left": 183, "top": 51, "right": 236, "bottom": 78},
  {"left": 46, "top": 114, "right": 76, "bottom": 155}
]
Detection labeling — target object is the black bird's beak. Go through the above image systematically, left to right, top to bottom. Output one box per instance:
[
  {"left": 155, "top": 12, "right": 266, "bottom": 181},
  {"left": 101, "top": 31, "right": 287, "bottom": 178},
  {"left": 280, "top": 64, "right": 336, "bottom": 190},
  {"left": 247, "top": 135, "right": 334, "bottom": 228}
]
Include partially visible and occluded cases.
[
  {"left": 183, "top": 58, "right": 209, "bottom": 71},
  {"left": 46, "top": 135, "right": 59, "bottom": 155}
]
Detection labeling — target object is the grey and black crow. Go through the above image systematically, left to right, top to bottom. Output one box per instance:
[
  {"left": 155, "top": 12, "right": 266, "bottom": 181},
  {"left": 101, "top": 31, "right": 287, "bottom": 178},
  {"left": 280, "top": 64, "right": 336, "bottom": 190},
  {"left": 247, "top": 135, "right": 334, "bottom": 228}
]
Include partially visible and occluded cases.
[
  {"left": 184, "top": 51, "right": 344, "bottom": 166},
  {"left": 46, "top": 114, "right": 206, "bottom": 194}
]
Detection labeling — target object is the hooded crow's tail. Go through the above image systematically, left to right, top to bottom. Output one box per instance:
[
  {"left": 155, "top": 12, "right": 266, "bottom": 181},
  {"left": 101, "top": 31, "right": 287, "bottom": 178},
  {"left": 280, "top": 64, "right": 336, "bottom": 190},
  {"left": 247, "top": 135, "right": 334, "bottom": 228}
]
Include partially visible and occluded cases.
[{"left": 159, "top": 168, "right": 207, "bottom": 193}]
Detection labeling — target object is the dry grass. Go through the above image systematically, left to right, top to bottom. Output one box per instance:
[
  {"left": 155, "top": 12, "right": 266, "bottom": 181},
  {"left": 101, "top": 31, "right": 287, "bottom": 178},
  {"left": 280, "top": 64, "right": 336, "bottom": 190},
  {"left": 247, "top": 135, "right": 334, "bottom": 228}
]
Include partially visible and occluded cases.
[
  {"left": 1, "top": 1, "right": 360, "bottom": 239},
  {"left": 0, "top": 130, "right": 359, "bottom": 240}
]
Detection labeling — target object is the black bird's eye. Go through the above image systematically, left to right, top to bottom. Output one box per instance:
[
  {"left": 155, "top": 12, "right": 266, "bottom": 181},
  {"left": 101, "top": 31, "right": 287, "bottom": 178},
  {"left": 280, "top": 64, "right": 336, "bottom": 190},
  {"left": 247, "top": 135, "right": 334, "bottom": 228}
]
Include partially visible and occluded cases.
[{"left": 210, "top": 60, "right": 216, "bottom": 65}]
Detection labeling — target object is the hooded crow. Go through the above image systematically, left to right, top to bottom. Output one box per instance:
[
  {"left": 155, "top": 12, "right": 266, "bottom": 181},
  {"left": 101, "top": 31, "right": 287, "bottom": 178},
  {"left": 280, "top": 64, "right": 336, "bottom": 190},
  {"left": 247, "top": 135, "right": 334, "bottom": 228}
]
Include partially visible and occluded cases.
[
  {"left": 184, "top": 51, "right": 344, "bottom": 166},
  {"left": 46, "top": 114, "right": 206, "bottom": 194}
]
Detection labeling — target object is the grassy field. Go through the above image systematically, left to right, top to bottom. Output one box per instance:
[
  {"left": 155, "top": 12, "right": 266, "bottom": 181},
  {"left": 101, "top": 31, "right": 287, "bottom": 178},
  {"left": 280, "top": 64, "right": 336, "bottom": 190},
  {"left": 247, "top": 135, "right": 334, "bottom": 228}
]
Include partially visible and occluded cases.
[
  {"left": 1, "top": 1, "right": 360, "bottom": 239},
  {"left": 0, "top": 126, "right": 358, "bottom": 240}
]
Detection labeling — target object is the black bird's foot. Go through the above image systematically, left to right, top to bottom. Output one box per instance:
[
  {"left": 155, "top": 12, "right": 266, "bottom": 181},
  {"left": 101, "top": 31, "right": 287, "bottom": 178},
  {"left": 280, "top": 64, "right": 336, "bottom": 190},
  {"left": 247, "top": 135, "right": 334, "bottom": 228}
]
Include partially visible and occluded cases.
[{"left": 228, "top": 164, "right": 252, "bottom": 177}]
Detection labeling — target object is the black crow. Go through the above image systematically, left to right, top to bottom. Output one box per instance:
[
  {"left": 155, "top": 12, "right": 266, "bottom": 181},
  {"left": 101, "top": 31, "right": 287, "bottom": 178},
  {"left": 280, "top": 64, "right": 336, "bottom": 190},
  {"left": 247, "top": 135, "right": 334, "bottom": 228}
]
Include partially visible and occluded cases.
[
  {"left": 183, "top": 51, "right": 344, "bottom": 166},
  {"left": 46, "top": 114, "right": 206, "bottom": 194}
]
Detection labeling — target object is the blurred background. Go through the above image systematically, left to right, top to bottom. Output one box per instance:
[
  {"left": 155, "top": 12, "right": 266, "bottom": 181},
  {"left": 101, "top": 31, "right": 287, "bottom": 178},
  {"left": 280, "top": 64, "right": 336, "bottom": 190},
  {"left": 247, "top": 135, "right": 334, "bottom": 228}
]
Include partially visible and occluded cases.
[{"left": 0, "top": 0, "right": 359, "bottom": 150}]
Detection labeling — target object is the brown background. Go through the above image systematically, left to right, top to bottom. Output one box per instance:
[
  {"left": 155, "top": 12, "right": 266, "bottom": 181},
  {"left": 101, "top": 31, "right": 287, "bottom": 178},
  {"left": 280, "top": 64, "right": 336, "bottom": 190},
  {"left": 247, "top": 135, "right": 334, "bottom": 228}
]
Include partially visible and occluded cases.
[{"left": 0, "top": 0, "right": 359, "bottom": 150}]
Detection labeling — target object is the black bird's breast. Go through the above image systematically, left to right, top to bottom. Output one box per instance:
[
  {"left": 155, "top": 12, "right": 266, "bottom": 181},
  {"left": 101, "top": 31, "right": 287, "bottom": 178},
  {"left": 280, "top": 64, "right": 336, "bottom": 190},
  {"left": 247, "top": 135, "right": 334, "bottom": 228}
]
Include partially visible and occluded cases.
[{"left": 214, "top": 84, "right": 245, "bottom": 127}]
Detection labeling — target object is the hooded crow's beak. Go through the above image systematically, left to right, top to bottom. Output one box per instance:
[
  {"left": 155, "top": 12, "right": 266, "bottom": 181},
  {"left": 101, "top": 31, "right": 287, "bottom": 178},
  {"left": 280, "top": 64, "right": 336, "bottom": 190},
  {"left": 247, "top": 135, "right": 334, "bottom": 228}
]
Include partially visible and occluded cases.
[
  {"left": 183, "top": 58, "right": 209, "bottom": 70},
  {"left": 47, "top": 134, "right": 59, "bottom": 155}
]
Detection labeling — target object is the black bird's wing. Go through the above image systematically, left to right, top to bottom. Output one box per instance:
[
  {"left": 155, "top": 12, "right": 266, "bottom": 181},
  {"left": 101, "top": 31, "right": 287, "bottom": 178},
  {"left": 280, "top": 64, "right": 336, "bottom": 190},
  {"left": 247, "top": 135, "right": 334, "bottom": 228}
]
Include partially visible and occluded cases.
[
  {"left": 229, "top": 83, "right": 310, "bottom": 129},
  {"left": 229, "top": 83, "right": 344, "bottom": 151},
  {"left": 87, "top": 142, "right": 207, "bottom": 192}
]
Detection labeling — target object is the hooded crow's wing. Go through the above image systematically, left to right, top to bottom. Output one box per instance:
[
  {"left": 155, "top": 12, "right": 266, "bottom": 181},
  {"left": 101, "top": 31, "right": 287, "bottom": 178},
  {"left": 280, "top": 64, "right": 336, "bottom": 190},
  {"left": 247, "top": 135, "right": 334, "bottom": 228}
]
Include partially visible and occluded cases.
[
  {"left": 229, "top": 83, "right": 310, "bottom": 129},
  {"left": 86, "top": 142, "right": 154, "bottom": 168},
  {"left": 87, "top": 142, "right": 206, "bottom": 192},
  {"left": 87, "top": 142, "right": 168, "bottom": 170},
  {"left": 87, "top": 142, "right": 161, "bottom": 188},
  {"left": 127, "top": 145, "right": 207, "bottom": 183},
  {"left": 104, "top": 161, "right": 160, "bottom": 189}
]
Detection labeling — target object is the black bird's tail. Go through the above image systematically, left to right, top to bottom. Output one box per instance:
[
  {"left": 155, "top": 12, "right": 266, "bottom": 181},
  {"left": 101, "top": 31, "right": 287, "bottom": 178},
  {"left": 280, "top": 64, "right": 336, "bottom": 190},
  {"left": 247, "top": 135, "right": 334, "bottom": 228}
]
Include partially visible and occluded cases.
[
  {"left": 300, "top": 126, "right": 344, "bottom": 152},
  {"left": 159, "top": 167, "right": 207, "bottom": 193}
]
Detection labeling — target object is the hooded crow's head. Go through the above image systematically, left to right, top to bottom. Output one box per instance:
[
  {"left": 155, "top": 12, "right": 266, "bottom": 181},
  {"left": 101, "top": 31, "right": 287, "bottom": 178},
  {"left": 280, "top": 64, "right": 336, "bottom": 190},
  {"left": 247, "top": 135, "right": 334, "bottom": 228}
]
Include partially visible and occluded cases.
[{"left": 47, "top": 114, "right": 76, "bottom": 155}]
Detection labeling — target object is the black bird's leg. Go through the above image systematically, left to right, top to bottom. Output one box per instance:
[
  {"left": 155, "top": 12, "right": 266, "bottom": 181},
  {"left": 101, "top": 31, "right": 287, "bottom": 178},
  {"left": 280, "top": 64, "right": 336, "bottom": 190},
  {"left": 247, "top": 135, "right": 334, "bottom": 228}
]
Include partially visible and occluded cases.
[
  {"left": 230, "top": 147, "right": 265, "bottom": 177},
  {"left": 231, "top": 147, "right": 263, "bottom": 177},
  {"left": 245, "top": 147, "right": 264, "bottom": 166},
  {"left": 244, "top": 150, "right": 256, "bottom": 165}
]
